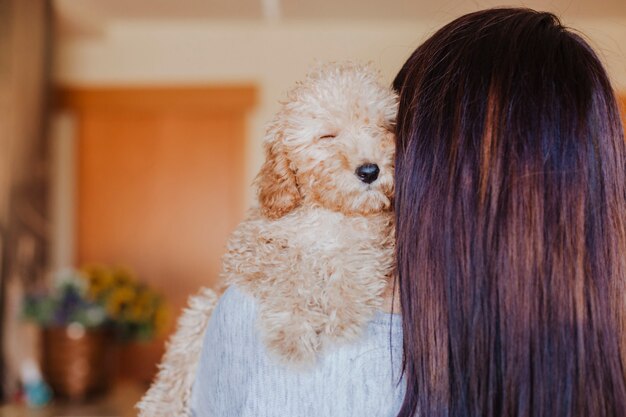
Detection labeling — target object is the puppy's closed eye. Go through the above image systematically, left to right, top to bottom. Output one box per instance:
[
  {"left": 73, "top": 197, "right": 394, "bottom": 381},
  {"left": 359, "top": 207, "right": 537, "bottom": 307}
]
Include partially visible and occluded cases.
[{"left": 319, "top": 134, "right": 337, "bottom": 140}]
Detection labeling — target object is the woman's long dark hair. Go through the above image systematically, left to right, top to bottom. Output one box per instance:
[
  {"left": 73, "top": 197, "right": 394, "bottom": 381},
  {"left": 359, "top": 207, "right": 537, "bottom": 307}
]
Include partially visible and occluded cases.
[{"left": 393, "top": 8, "right": 626, "bottom": 417}]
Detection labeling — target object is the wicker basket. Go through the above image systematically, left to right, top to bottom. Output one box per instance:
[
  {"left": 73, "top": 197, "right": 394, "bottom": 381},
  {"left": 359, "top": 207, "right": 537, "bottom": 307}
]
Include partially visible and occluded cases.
[{"left": 42, "top": 325, "right": 116, "bottom": 400}]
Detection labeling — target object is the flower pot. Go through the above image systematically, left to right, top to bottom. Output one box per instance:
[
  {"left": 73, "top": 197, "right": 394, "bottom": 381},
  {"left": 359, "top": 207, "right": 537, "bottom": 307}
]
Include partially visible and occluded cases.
[
  {"left": 41, "top": 325, "right": 116, "bottom": 400},
  {"left": 118, "top": 338, "right": 166, "bottom": 384}
]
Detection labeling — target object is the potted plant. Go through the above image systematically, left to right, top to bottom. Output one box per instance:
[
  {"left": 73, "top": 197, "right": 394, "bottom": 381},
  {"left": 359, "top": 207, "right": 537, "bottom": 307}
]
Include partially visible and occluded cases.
[{"left": 22, "top": 266, "right": 168, "bottom": 400}]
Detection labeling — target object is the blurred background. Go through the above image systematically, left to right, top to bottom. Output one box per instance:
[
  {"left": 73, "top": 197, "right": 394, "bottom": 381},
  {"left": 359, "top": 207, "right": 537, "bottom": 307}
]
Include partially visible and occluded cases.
[{"left": 0, "top": 0, "right": 625, "bottom": 415}]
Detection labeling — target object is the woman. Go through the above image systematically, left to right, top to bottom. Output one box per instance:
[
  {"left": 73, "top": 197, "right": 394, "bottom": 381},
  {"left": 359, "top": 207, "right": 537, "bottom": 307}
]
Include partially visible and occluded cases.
[
  {"left": 191, "top": 8, "right": 626, "bottom": 417},
  {"left": 393, "top": 8, "right": 626, "bottom": 417}
]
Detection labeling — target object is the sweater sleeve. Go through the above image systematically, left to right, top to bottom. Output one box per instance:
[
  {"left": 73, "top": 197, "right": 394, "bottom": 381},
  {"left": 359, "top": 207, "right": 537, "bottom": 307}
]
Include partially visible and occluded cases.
[{"left": 189, "top": 285, "right": 257, "bottom": 417}]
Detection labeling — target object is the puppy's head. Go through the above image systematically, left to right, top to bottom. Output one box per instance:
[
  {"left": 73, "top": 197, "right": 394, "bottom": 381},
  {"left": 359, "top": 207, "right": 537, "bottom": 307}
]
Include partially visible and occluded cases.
[{"left": 256, "top": 62, "right": 397, "bottom": 219}]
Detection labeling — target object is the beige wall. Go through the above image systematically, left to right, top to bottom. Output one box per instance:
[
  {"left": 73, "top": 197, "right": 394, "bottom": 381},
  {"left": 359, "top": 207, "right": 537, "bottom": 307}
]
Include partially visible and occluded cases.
[
  {"left": 51, "top": 18, "right": 626, "bottom": 266},
  {"left": 54, "top": 18, "right": 626, "bottom": 198},
  {"left": 54, "top": 20, "right": 424, "bottom": 205}
]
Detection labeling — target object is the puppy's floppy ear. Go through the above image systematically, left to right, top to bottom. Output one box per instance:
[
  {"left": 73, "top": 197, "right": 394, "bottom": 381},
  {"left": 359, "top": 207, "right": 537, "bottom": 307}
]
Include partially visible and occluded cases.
[{"left": 255, "top": 130, "right": 301, "bottom": 219}]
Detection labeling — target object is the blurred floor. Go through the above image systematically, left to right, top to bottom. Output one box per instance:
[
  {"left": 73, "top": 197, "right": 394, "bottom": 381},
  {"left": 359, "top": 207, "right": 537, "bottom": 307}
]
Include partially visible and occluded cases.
[{"left": 0, "top": 380, "right": 145, "bottom": 417}]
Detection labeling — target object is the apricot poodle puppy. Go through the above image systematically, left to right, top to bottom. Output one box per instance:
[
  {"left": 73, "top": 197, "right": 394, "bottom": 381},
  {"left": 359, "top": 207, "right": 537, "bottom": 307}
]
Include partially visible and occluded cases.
[
  {"left": 138, "top": 62, "right": 397, "bottom": 417},
  {"left": 224, "top": 62, "right": 397, "bottom": 364}
]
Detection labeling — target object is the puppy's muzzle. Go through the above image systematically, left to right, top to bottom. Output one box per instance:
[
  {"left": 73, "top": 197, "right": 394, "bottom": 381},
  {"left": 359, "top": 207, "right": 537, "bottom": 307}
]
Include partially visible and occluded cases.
[{"left": 355, "top": 163, "right": 380, "bottom": 184}]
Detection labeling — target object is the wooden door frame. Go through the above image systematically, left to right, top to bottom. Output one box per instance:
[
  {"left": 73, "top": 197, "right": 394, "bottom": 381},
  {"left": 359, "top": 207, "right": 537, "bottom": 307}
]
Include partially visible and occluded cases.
[
  {"left": 53, "top": 83, "right": 257, "bottom": 266},
  {"left": 52, "top": 84, "right": 257, "bottom": 381},
  {"left": 56, "top": 84, "right": 257, "bottom": 113}
]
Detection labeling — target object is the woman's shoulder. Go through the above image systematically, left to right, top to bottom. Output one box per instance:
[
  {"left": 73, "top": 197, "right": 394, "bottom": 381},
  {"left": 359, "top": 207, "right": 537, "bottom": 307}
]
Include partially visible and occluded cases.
[
  {"left": 193, "top": 283, "right": 406, "bottom": 417},
  {"left": 196, "top": 284, "right": 261, "bottom": 374},
  {"left": 209, "top": 284, "right": 258, "bottom": 334},
  {"left": 212, "top": 284, "right": 403, "bottom": 346},
  {"left": 216, "top": 284, "right": 256, "bottom": 311},
  {"left": 191, "top": 285, "right": 261, "bottom": 416}
]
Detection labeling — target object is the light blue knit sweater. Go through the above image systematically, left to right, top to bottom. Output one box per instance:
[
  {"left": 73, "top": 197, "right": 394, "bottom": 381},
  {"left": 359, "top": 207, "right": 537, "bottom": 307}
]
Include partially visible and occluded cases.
[{"left": 190, "top": 285, "right": 406, "bottom": 417}]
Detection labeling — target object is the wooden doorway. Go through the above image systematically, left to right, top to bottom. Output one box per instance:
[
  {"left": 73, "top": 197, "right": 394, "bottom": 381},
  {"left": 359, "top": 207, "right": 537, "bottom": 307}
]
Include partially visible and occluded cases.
[{"left": 58, "top": 85, "right": 256, "bottom": 381}]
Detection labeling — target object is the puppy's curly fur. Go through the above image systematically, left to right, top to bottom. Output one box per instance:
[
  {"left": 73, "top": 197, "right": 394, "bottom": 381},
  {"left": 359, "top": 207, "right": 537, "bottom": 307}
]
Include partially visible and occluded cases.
[
  {"left": 137, "top": 62, "right": 397, "bottom": 416},
  {"left": 227, "top": 62, "right": 397, "bottom": 364}
]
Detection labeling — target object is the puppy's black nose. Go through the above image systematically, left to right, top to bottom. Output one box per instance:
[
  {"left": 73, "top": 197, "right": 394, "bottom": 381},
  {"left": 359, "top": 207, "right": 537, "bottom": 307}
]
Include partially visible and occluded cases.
[{"left": 355, "top": 163, "right": 380, "bottom": 184}]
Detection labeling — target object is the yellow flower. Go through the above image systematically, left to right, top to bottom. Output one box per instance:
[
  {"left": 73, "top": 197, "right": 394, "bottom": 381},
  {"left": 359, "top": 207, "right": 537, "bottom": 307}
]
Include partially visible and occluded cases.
[
  {"left": 77, "top": 264, "right": 169, "bottom": 340},
  {"left": 82, "top": 265, "right": 117, "bottom": 300},
  {"left": 112, "top": 267, "right": 134, "bottom": 287},
  {"left": 106, "top": 285, "right": 136, "bottom": 318},
  {"left": 127, "top": 290, "right": 153, "bottom": 321},
  {"left": 128, "top": 304, "right": 148, "bottom": 322},
  {"left": 154, "top": 304, "right": 171, "bottom": 335}
]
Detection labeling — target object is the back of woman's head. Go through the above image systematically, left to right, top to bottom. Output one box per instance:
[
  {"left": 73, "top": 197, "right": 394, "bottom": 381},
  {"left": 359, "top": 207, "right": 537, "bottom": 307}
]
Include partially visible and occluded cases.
[{"left": 393, "top": 8, "right": 626, "bottom": 417}]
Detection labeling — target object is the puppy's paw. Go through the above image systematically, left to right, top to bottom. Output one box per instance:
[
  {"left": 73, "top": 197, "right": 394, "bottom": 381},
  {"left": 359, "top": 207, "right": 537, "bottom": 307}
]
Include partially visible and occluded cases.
[
  {"left": 317, "top": 279, "right": 385, "bottom": 347},
  {"left": 320, "top": 306, "right": 371, "bottom": 346},
  {"left": 260, "top": 310, "right": 322, "bottom": 367}
]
